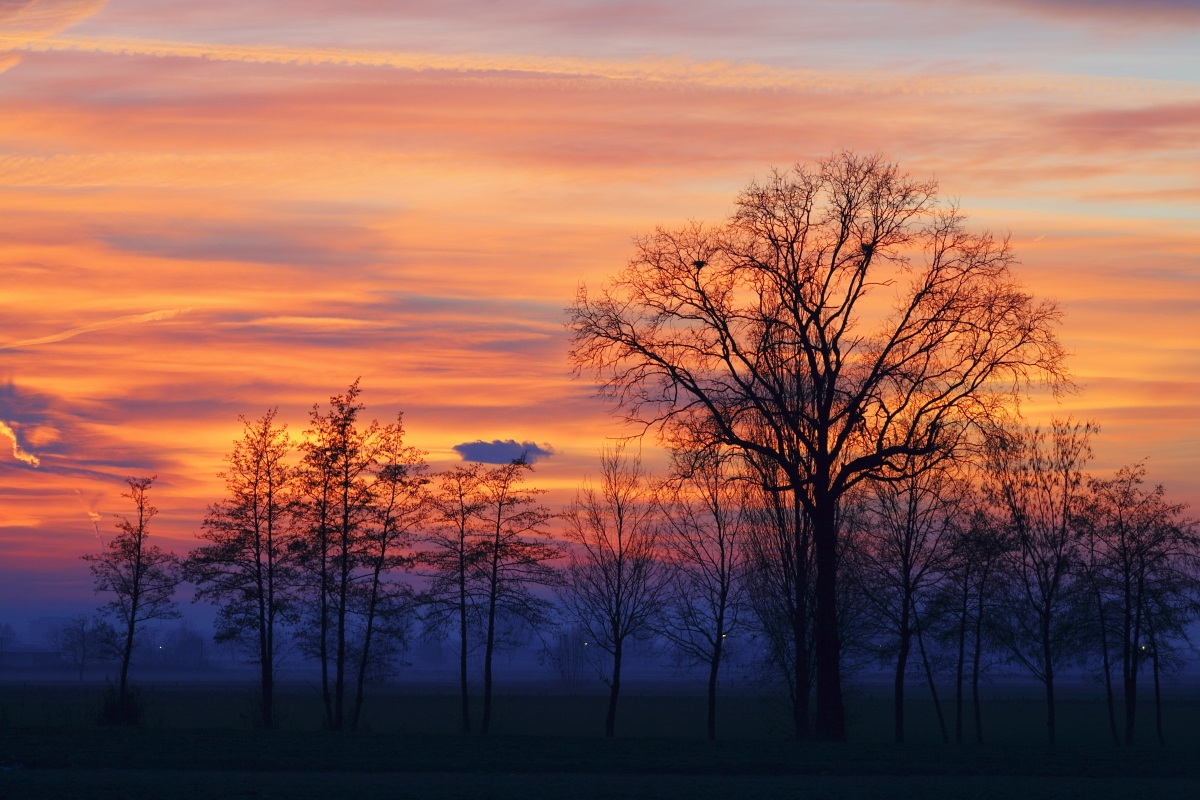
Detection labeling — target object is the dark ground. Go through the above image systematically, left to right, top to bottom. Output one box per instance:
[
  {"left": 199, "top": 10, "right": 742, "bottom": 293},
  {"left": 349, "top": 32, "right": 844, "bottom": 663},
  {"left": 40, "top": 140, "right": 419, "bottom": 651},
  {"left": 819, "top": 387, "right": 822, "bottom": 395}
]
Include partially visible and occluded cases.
[{"left": 2, "top": 683, "right": 1198, "bottom": 799}]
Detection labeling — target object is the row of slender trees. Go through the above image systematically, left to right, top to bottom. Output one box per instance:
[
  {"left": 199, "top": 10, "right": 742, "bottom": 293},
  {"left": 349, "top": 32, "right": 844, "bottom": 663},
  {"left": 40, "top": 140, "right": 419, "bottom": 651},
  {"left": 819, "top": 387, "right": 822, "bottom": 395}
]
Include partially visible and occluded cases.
[{"left": 83, "top": 385, "right": 1195, "bottom": 746}]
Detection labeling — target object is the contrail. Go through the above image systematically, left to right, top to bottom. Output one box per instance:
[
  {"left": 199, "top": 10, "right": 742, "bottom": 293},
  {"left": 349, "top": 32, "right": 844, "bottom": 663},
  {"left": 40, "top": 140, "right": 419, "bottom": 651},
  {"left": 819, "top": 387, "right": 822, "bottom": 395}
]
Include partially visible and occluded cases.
[
  {"left": 0, "top": 308, "right": 189, "bottom": 350},
  {"left": 0, "top": 420, "right": 40, "bottom": 467}
]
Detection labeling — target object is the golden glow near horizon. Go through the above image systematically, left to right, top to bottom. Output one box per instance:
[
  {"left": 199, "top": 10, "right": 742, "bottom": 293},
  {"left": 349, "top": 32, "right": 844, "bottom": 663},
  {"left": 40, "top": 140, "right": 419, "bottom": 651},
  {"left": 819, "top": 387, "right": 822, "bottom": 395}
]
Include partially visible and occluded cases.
[{"left": 1, "top": 0, "right": 1197, "bottom": 615}]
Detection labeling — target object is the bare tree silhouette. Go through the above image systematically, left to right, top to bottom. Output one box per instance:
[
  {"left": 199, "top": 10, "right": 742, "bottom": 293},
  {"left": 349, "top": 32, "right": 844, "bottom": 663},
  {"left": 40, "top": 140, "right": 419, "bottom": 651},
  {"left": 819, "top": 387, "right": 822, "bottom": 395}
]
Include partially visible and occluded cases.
[
  {"left": 569, "top": 152, "right": 1069, "bottom": 739},
  {"left": 561, "top": 445, "right": 666, "bottom": 738},
  {"left": 84, "top": 476, "right": 181, "bottom": 723}
]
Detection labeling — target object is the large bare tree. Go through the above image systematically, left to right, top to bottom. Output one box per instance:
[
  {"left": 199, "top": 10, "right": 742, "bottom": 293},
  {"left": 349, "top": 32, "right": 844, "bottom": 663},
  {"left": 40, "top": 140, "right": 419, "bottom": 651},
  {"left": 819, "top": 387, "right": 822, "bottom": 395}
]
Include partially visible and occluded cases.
[{"left": 568, "top": 152, "right": 1069, "bottom": 740}]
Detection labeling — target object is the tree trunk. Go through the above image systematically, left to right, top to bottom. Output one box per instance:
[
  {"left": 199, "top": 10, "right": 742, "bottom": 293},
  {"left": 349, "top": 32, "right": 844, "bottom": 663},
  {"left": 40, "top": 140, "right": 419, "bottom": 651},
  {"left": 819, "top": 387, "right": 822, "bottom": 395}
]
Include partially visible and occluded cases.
[
  {"left": 791, "top": 497, "right": 810, "bottom": 739},
  {"left": 812, "top": 498, "right": 845, "bottom": 742},
  {"left": 318, "top": 522, "right": 333, "bottom": 730},
  {"left": 258, "top": 556, "right": 274, "bottom": 730},
  {"left": 351, "top": 568, "right": 384, "bottom": 732},
  {"left": 954, "top": 572, "right": 969, "bottom": 744},
  {"left": 333, "top": 576, "right": 348, "bottom": 732},
  {"left": 481, "top": 576, "right": 498, "bottom": 735},
  {"left": 459, "top": 577, "right": 471, "bottom": 734},
  {"left": 972, "top": 581, "right": 986, "bottom": 744},
  {"left": 1093, "top": 590, "right": 1118, "bottom": 746},
  {"left": 1122, "top": 594, "right": 1136, "bottom": 747},
  {"left": 894, "top": 597, "right": 911, "bottom": 744},
  {"left": 914, "top": 603, "right": 948, "bottom": 744},
  {"left": 1041, "top": 609, "right": 1056, "bottom": 746},
  {"left": 119, "top": 613, "right": 136, "bottom": 700},
  {"left": 707, "top": 625, "right": 723, "bottom": 741},
  {"left": 1150, "top": 632, "right": 1163, "bottom": 746},
  {"left": 605, "top": 638, "right": 623, "bottom": 738}
]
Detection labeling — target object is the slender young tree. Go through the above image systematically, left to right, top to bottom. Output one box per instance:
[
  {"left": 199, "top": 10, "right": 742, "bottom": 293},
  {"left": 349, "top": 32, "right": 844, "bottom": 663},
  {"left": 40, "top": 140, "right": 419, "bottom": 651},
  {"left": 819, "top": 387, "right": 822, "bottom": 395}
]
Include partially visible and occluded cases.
[
  {"left": 569, "top": 153, "right": 1069, "bottom": 740},
  {"left": 297, "top": 381, "right": 383, "bottom": 732},
  {"left": 186, "top": 410, "right": 298, "bottom": 729},
  {"left": 349, "top": 415, "right": 428, "bottom": 732},
  {"left": 988, "top": 419, "right": 1095, "bottom": 745},
  {"left": 656, "top": 444, "right": 748, "bottom": 740},
  {"left": 561, "top": 445, "right": 666, "bottom": 738},
  {"left": 742, "top": 452, "right": 815, "bottom": 738},
  {"left": 853, "top": 457, "right": 961, "bottom": 744},
  {"left": 473, "top": 459, "right": 560, "bottom": 735},
  {"left": 1080, "top": 463, "right": 1198, "bottom": 746},
  {"left": 422, "top": 464, "right": 487, "bottom": 733},
  {"left": 83, "top": 476, "right": 181, "bottom": 720},
  {"left": 941, "top": 506, "right": 1011, "bottom": 744},
  {"left": 53, "top": 615, "right": 116, "bottom": 682}
]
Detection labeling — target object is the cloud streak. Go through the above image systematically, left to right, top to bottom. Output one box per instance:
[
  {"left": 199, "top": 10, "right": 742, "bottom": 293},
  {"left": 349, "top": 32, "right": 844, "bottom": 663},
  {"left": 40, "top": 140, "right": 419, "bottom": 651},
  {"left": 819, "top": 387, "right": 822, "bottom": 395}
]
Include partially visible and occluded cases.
[
  {"left": 0, "top": 0, "right": 107, "bottom": 37},
  {"left": 0, "top": 34, "right": 1191, "bottom": 98},
  {"left": 0, "top": 308, "right": 190, "bottom": 350},
  {"left": 0, "top": 420, "right": 40, "bottom": 467}
]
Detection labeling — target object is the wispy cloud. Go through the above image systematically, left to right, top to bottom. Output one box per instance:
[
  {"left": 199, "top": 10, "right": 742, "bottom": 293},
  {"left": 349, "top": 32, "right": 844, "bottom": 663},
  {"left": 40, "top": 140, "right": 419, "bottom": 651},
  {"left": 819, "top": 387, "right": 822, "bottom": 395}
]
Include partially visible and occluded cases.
[
  {"left": 0, "top": 0, "right": 108, "bottom": 37},
  {"left": 0, "top": 0, "right": 107, "bottom": 72},
  {"left": 979, "top": 0, "right": 1200, "bottom": 24},
  {"left": 0, "top": 34, "right": 1191, "bottom": 97},
  {"left": 0, "top": 309, "right": 189, "bottom": 350},
  {"left": 0, "top": 420, "right": 40, "bottom": 467}
]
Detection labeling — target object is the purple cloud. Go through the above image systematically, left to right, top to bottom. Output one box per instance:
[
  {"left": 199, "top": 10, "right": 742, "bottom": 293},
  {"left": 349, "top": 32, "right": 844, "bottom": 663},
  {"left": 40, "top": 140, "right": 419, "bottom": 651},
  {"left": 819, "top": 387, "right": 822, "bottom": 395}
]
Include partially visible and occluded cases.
[{"left": 452, "top": 439, "right": 554, "bottom": 464}]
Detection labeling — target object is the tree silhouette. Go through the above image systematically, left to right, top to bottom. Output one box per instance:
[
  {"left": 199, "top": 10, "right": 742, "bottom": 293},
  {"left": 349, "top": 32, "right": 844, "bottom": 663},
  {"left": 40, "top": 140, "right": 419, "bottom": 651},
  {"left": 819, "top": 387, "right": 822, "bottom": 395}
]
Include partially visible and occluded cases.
[
  {"left": 569, "top": 152, "right": 1069, "bottom": 739},
  {"left": 300, "top": 381, "right": 388, "bottom": 734},
  {"left": 186, "top": 410, "right": 299, "bottom": 729},
  {"left": 349, "top": 415, "right": 428, "bottom": 732},
  {"left": 988, "top": 420, "right": 1094, "bottom": 745},
  {"left": 656, "top": 443, "right": 748, "bottom": 740},
  {"left": 561, "top": 445, "right": 666, "bottom": 738},
  {"left": 742, "top": 450, "right": 815, "bottom": 738},
  {"left": 851, "top": 455, "right": 962, "bottom": 743},
  {"left": 473, "top": 459, "right": 559, "bottom": 735},
  {"left": 422, "top": 463, "right": 488, "bottom": 733},
  {"left": 1079, "top": 463, "right": 1198, "bottom": 745},
  {"left": 83, "top": 476, "right": 181, "bottom": 721},
  {"left": 940, "top": 505, "right": 1011, "bottom": 744},
  {"left": 52, "top": 615, "right": 116, "bottom": 681}
]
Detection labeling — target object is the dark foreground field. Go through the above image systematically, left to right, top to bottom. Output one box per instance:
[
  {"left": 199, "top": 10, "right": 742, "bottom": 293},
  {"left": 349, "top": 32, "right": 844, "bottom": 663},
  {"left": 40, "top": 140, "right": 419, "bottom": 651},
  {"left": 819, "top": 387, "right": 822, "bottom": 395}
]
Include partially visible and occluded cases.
[{"left": 2, "top": 683, "right": 1199, "bottom": 799}]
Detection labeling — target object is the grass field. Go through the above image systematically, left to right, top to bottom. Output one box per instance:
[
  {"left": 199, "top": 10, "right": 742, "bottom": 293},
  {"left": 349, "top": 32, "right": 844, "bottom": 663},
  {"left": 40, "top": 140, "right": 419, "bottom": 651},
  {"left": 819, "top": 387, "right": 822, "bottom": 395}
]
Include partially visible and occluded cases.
[{"left": 2, "top": 682, "right": 1199, "bottom": 799}]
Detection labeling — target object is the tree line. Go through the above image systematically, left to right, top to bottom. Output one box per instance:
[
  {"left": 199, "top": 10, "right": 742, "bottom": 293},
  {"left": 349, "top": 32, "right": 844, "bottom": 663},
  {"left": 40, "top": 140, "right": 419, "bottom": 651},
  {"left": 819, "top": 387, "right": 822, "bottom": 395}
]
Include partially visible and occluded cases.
[
  {"left": 82, "top": 152, "right": 1197, "bottom": 744},
  {"left": 82, "top": 391, "right": 1195, "bottom": 745}
]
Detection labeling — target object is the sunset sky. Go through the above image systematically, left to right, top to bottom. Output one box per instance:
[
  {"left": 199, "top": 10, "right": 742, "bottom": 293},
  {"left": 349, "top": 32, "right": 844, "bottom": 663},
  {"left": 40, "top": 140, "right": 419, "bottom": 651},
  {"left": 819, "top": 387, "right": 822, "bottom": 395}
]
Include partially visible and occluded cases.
[{"left": 1, "top": 0, "right": 1197, "bottom": 622}]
